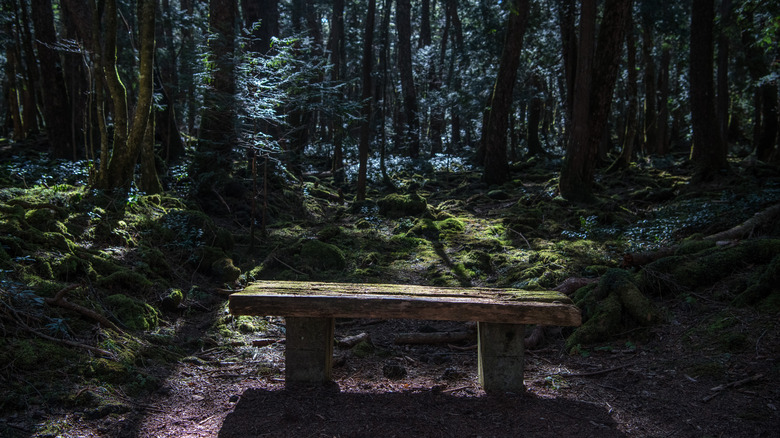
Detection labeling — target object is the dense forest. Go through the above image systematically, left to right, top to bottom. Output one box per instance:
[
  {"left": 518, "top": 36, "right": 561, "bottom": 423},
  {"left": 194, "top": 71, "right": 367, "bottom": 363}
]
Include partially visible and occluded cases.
[{"left": 1, "top": 0, "right": 780, "bottom": 436}]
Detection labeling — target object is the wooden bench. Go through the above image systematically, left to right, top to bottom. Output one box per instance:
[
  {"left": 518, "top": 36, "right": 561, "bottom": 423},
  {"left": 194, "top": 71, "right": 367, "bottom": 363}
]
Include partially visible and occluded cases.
[{"left": 228, "top": 281, "right": 581, "bottom": 393}]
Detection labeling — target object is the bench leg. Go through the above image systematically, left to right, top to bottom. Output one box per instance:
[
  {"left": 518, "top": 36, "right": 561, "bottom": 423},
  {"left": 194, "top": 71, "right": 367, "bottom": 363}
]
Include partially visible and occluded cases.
[
  {"left": 284, "top": 317, "right": 334, "bottom": 384},
  {"left": 477, "top": 322, "right": 525, "bottom": 394}
]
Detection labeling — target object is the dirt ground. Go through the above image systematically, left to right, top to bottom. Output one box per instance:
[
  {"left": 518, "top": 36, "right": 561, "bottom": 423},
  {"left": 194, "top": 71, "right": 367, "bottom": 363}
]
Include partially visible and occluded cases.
[{"left": 39, "top": 296, "right": 778, "bottom": 438}]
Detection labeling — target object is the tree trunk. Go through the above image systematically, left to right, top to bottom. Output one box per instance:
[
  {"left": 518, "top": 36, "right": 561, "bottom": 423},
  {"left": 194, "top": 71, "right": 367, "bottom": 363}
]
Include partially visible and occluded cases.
[
  {"left": 31, "top": 0, "right": 73, "bottom": 158},
  {"left": 97, "top": 0, "right": 129, "bottom": 190},
  {"left": 105, "top": 0, "right": 157, "bottom": 191},
  {"left": 198, "top": 0, "right": 237, "bottom": 174},
  {"left": 329, "top": 0, "right": 345, "bottom": 180},
  {"left": 356, "top": 0, "right": 375, "bottom": 201},
  {"left": 396, "top": 0, "right": 420, "bottom": 158},
  {"left": 480, "top": 0, "right": 531, "bottom": 186},
  {"left": 556, "top": 0, "right": 577, "bottom": 126},
  {"left": 558, "top": 0, "right": 596, "bottom": 202},
  {"left": 690, "top": 0, "right": 729, "bottom": 181},
  {"left": 717, "top": 0, "right": 732, "bottom": 142},
  {"left": 611, "top": 15, "right": 639, "bottom": 171},
  {"left": 641, "top": 18, "right": 657, "bottom": 155},
  {"left": 657, "top": 45, "right": 671, "bottom": 155},
  {"left": 526, "top": 74, "right": 544, "bottom": 157}
]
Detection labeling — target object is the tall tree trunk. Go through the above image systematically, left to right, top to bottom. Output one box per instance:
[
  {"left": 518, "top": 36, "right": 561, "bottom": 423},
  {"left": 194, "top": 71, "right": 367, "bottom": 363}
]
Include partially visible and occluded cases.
[
  {"left": 31, "top": 0, "right": 73, "bottom": 158},
  {"left": 97, "top": 0, "right": 129, "bottom": 190},
  {"left": 105, "top": 0, "right": 157, "bottom": 191},
  {"left": 180, "top": 0, "right": 197, "bottom": 134},
  {"left": 198, "top": 0, "right": 237, "bottom": 175},
  {"left": 243, "top": 0, "right": 279, "bottom": 54},
  {"left": 329, "top": 0, "right": 345, "bottom": 180},
  {"left": 356, "top": 0, "right": 376, "bottom": 201},
  {"left": 396, "top": 0, "right": 420, "bottom": 159},
  {"left": 480, "top": 0, "right": 531, "bottom": 186},
  {"left": 557, "top": 0, "right": 577, "bottom": 127},
  {"left": 558, "top": 0, "right": 596, "bottom": 202},
  {"left": 585, "top": 0, "right": 632, "bottom": 163},
  {"left": 690, "top": 0, "right": 729, "bottom": 181},
  {"left": 717, "top": 0, "right": 732, "bottom": 142},
  {"left": 611, "top": 14, "right": 639, "bottom": 171},
  {"left": 641, "top": 18, "right": 658, "bottom": 155},
  {"left": 657, "top": 45, "right": 670, "bottom": 155},
  {"left": 526, "top": 73, "right": 545, "bottom": 157}
]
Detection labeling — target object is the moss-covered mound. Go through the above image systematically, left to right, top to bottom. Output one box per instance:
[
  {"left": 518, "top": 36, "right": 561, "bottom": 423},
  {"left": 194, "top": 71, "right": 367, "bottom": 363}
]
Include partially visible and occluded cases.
[
  {"left": 377, "top": 193, "right": 428, "bottom": 218},
  {"left": 300, "top": 239, "right": 346, "bottom": 271},
  {"left": 566, "top": 268, "right": 660, "bottom": 351}
]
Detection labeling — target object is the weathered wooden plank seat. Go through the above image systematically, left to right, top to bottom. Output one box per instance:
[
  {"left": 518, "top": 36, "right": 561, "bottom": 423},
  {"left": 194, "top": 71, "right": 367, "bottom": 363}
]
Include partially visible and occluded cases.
[{"left": 229, "top": 280, "right": 581, "bottom": 393}]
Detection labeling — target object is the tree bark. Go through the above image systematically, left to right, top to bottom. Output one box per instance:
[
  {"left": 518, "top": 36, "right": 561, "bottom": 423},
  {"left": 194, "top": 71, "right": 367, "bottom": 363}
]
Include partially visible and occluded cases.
[
  {"left": 31, "top": 0, "right": 73, "bottom": 158},
  {"left": 105, "top": 0, "right": 157, "bottom": 191},
  {"left": 199, "top": 0, "right": 237, "bottom": 174},
  {"left": 328, "top": 0, "right": 345, "bottom": 179},
  {"left": 356, "top": 0, "right": 376, "bottom": 201},
  {"left": 396, "top": 0, "right": 420, "bottom": 158},
  {"left": 480, "top": 0, "right": 531, "bottom": 186},
  {"left": 558, "top": 0, "right": 596, "bottom": 202},
  {"left": 690, "top": 0, "right": 729, "bottom": 181},
  {"left": 716, "top": 0, "right": 732, "bottom": 142},
  {"left": 611, "top": 15, "right": 639, "bottom": 171},
  {"left": 641, "top": 18, "right": 658, "bottom": 155}
]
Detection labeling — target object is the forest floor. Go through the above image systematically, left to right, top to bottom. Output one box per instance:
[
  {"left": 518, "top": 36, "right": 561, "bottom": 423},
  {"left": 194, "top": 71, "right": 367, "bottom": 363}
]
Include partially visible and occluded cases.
[
  {"left": 1, "top": 150, "right": 779, "bottom": 437},
  {"left": 68, "top": 304, "right": 779, "bottom": 438}
]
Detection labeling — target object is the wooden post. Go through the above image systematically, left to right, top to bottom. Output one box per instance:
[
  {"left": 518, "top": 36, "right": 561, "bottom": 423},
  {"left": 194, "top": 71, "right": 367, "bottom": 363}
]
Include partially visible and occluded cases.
[
  {"left": 284, "top": 317, "right": 334, "bottom": 384},
  {"left": 477, "top": 322, "right": 526, "bottom": 394}
]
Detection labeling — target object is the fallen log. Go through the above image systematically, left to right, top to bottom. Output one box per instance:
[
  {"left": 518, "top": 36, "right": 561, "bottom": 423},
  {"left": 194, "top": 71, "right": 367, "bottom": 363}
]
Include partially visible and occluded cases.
[{"left": 394, "top": 331, "right": 474, "bottom": 345}]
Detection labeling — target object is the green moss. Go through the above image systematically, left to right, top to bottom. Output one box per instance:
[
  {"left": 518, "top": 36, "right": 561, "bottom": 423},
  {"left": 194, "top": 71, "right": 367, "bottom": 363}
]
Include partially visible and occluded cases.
[
  {"left": 377, "top": 192, "right": 428, "bottom": 218},
  {"left": 436, "top": 217, "right": 465, "bottom": 237},
  {"left": 406, "top": 218, "right": 440, "bottom": 240},
  {"left": 317, "top": 225, "right": 343, "bottom": 241},
  {"left": 675, "top": 239, "right": 716, "bottom": 256},
  {"left": 300, "top": 240, "right": 346, "bottom": 271},
  {"left": 733, "top": 253, "right": 780, "bottom": 309},
  {"left": 212, "top": 257, "right": 242, "bottom": 282},
  {"left": 96, "top": 269, "right": 153, "bottom": 291},
  {"left": 567, "top": 269, "right": 659, "bottom": 351},
  {"left": 105, "top": 294, "right": 159, "bottom": 331},
  {"left": 236, "top": 316, "right": 266, "bottom": 333},
  {"left": 351, "top": 340, "right": 375, "bottom": 358}
]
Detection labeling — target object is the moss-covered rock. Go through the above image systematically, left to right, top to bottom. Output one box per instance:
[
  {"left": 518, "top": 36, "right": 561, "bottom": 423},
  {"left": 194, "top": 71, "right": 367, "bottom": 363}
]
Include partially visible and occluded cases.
[
  {"left": 377, "top": 193, "right": 428, "bottom": 218},
  {"left": 300, "top": 240, "right": 346, "bottom": 271},
  {"left": 212, "top": 257, "right": 242, "bottom": 282},
  {"left": 105, "top": 294, "right": 159, "bottom": 331}
]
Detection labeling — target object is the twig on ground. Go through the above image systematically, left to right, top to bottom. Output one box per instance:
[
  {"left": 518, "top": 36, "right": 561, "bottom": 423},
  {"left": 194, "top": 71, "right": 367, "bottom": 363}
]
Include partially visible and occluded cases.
[
  {"left": 559, "top": 363, "right": 632, "bottom": 377},
  {"left": 702, "top": 374, "right": 763, "bottom": 402}
]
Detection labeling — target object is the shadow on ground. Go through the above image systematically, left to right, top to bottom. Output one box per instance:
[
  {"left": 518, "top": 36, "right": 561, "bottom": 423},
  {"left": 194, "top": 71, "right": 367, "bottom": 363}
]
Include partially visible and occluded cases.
[{"left": 218, "top": 385, "right": 625, "bottom": 437}]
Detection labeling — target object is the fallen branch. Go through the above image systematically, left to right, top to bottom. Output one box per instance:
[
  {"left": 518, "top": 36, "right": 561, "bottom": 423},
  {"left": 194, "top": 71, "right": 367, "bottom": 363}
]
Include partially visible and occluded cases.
[
  {"left": 705, "top": 203, "right": 780, "bottom": 242},
  {"left": 44, "top": 285, "right": 124, "bottom": 333},
  {"left": 3, "top": 298, "right": 114, "bottom": 358},
  {"left": 337, "top": 332, "right": 370, "bottom": 348},
  {"left": 559, "top": 363, "right": 631, "bottom": 377},
  {"left": 702, "top": 373, "right": 763, "bottom": 402}
]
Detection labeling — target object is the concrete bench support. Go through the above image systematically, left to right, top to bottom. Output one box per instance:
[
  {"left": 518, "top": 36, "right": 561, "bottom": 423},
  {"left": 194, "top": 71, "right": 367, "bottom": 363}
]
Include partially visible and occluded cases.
[
  {"left": 284, "top": 317, "right": 334, "bottom": 383},
  {"left": 477, "top": 322, "right": 525, "bottom": 393}
]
